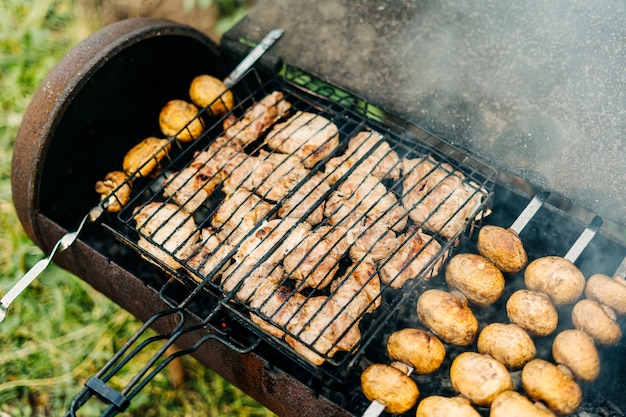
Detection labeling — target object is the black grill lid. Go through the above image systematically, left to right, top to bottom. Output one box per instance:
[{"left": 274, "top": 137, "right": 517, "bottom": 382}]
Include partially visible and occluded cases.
[{"left": 222, "top": 0, "right": 626, "bottom": 227}]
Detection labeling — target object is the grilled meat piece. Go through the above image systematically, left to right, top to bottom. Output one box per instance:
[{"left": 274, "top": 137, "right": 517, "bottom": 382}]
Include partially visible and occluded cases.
[
  {"left": 223, "top": 91, "right": 292, "bottom": 148},
  {"left": 266, "top": 111, "right": 340, "bottom": 168},
  {"left": 325, "top": 130, "right": 401, "bottom": 184},
  {"left": 163, "top": 137, "right": 246, "bottom": 211},
  {"left": 228, "top": 150, "right": 310, "bottom": 202},
  {"left": 402, "top": 157, "right": 485, "bottom": 239},
  {"left": 277, "top": 172, "right": 330, "bottom": 225},
  {"left": 325, "top": 173, "right": 407, "bottom": 232},
  {"left": 212, "top": 189, "right": 274, "bottom": 244},
  {"left": 133, "top": 202, "right": 200, "bottom": 270},
  {"left": 221, "top": 219, "right": 311, "bottom": 294},
  {"left": 348, "top": 219, "right": 398, "bottom": 263},
  {"left": 283, "top": 225, "right": 352, "bottom": 290},
  {"left": 380, "top": 225, "right": 444, "bottom": 289},
  {"left": 186, "top": 228, "right": 233, "bottom": 282},
  {"left": 330, "top": 258, "right": 381, "bottom": 317},
  {"left": 223, "top": 263, "right": 286, "bottom": 305},
  {"left": 250, "top": 286, "right": 307, "bottom": 338},
  {"left": 285, "top": 296, "right": 362, "bottom": 365}
]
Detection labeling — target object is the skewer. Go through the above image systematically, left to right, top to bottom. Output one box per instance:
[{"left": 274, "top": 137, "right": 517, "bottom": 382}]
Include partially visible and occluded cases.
[
  {"left": 509, "top": 191, "right": 550, "bottom": 234},
  {"left": 564, "top": 215, "right": 603, "bottom": 263}
]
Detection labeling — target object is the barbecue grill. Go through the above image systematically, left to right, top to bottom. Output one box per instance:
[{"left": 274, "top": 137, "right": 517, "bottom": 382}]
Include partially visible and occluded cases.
[{"left": 9, "top": 2, "right": 626, "bottom": 416}]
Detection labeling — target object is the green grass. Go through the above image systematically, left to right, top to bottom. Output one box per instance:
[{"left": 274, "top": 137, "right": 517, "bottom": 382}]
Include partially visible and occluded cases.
[{"left": 0, "top": 1, "right": 275, "bottom": 416}]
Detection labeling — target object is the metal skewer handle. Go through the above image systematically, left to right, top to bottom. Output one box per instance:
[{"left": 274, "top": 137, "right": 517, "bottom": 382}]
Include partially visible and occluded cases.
[{"left": 0, "top": 205, "right": 104, "bottom": 322}]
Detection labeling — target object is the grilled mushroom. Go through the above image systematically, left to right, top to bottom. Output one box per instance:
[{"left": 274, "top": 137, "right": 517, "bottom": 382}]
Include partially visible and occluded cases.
[
  {"left": 189, "top": 74, "right": 234, "bottom": 116},
  {"left": 159, "top": 99, "right": 204, "bottom": 142},
  {"left": 123, "top": 137, "right": 171, "bottom": 178},
  {"left": 94, "top": 170, "right": 132, "bottom": 213},
  {"left": 476, "top": 225, "right": 528, "bottom": 274},
  {"left": 445, "top": 253, "right": 505, "bottom": 307},
  {"left": 524, "top": 256, "right": 585, "bottom": 305},
  {"left": 585, "top": 273, "right": 626, "bottom": 315},
  {"left": 417, "top": 289, "right": 479, "bottom": 346},
  {"left": 506, "top": 289, "right": 558, "bottom": 337},
  {"left": 572, "top": 298, "right": 621, "bottom": 345},
  {"left": 477, "top": 322, "right": 536, "bottom": 370},
  {"left": 386, "top": 328, "right": 446, "bottom": 375},
  {"left": 552, "top": 329, "right": 601, "bottom": 382},
  {"left": 449, "top": 352, "right": 513, "bottom": 407},
  {"left": 521, "top": 359, "right": 582, "bottom": 415},
  {"left": 360, "top": 363, "right": 419, "bottom": 414},
  {"left": 490, "top": 390, "right": 556, "bottom": 417},
  {"left": 415, "top": 395, "right": 481, "bottom": 417}
]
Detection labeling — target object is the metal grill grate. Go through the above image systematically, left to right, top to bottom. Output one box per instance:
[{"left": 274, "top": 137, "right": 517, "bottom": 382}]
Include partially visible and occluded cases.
[{"left": 100, "top": 66, "right": 497, "bottom": 381}]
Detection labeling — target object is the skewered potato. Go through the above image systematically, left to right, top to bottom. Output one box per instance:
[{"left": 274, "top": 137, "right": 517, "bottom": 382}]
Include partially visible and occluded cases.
[
  {"left": 189, "top": 74, "right": 234, "bottom": 117},
  {"left": 159, "top": 99, "right": 204, "bottom": 142},
  {"left": 123, "top": 137, "right": 171, "bottom": 178},
  {"left": 94, "top": 171, "right": 132, "bottom": 213},
  {"left": 477, "top": 225, "right": 528, "bottom": 274},
  {"left": 445, "top": 253, "right": 505, "bottom": 307},
  {"left": 524, "top": 256, "right": 585, "bottom": 305},
  {"left": 585, "top": 273, "right": 626, "bottom": 315},
  {"left": 417, "top": 289, "right": 479, "bottom": 346},
  {"left": 506, "top": 289, "right": 558, "bottom": 337},
  {"left": 572, "top": 299, "right": 621, "bottom": 345},
  {"left": 477, "top": 323, "right": 535, "bottom": 370},
  {"left": 387, "top": 328, "right": 446, "bottom": 375},
  {"left": 552, "top": 329, "right": 600, "bottom": 382},
  {"left": 450, "top": 352, "right": 513, "bottom": 407},
  {"left": 521, "top": 359, "right": 582, "bottom": 415},
  {"left": 360, "top": 363, "right": 419, "bottom": 414},
  {"left": 490, "top": 390, "right": 556, "bottom": 417},
  {"left": 415, "top": 395, "right": 480, "bottom": 417}
]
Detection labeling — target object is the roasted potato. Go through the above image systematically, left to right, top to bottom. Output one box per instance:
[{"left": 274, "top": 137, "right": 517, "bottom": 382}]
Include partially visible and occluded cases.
[
  {"left": 189, "top": 74, "right": 234, "bottom": 117},
  {"left": 159, "top": 99, "right": 204, "bottom": 142},
  {"left": 123, "top": 137, "right": 171, "bottom": 178},
  {"left": 94, "top": 170, "right": 132, "bottom": 213},
  {"left": 477, "top": 225, "right": 528, "bottom": 273},
  {"left": 445, "top": 253, "right": 505, "bottom": 307},
  {"left": 524, "top": 256, "right": 585, "bottom": 305},
  {"left": 585, "top": 273, "right": 626, "bottom": 315},
  {"left": 417, "top": 289, "right": 479, "bottom": 346},
  {"left": 506, "top": 289, "right": 558, "bottom": 337},
  {"left": 572, "top": 299, "right": 621, "bottom": 345},
  {"left": 477, "top": 323, "right": 535, "bottom": 370},
  {"left": 387, "top": 328, "right": 446, "bottom": 374},
  {"left": 552, "top": 329, "right": 600, "bottom": 382},
  {"left": 450, "top": 352, "right": 513, "bottom": 407},
  {"left": 521, "top": 359, "right": 582, "bottom": 415},
  {"left": 360, "top": 363, "right": 419, "bottom": 414},
  {"left": 490, "top": 390, "right": 556, "bottom": 417},
  {"left": 415, "top": 395, "right": 481, "bottom": 417}
]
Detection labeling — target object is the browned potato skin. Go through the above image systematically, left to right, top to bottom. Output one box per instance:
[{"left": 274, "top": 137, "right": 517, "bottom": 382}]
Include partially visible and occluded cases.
[
  {"left": 189, "top": 74, "right": 234, "bottom": 117},
  {"left": 159, "top": 99, "right": 204, "bottom": 142},
  {"left": 122, "top": 137, "right": 171, "bottom": 178},
  {"left": 477, "top": 225, "right": 528, "bottom": 274},
  {"left": 445, "top": 253, "right": 505, "bottom": 307},
  {"left": 524, "top": 256, "right": 585, "bottom": 305},
  {"left": 585, "top": 273, "right": 626, "bottom": 315},
  {"left": 417, "top": 289, "right": 479, "bottom": 346},
  {"left": 506, "top": 289, "right": 559, "bottom": 337},
  {"left": 572, "top": 299, "right": 622, "bottom": 345},
  {"left": 477, "top": 323, "right": 536, "bottom": 370},
  {"left": 387, "top": 328, "right": 446, "bottom": 374},
  {"left": 552, "top": 329, "right": 600, "bottom": 382},
  {"left": 450, "top": 352, "right": 513, "bottom": 407},
  {"left": 521, "top": 359, "right": 582, "bottom": 415},
  {"left": 360, "top": 364, "right": 419, "bottom": 414},
  {"left": 490, "top": 390, "right": 556, "bottom": 417},
  {"left": 415, "top": 395, "right": 480, "bottom": 417}
]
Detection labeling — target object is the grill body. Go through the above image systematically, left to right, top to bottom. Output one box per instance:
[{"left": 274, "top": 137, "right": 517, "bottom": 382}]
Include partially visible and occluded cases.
[{"left": 11, "top": 16, "right": 626, "bottom": 417}]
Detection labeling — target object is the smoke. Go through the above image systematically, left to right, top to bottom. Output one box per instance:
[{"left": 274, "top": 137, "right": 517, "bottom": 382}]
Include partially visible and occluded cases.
[{"left": 386, "top": 0, "right": 626, "bottom": 223}]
